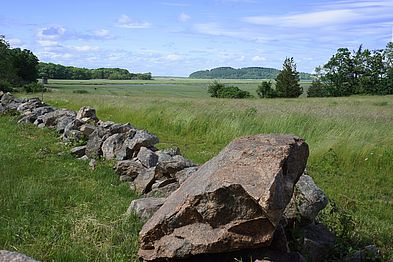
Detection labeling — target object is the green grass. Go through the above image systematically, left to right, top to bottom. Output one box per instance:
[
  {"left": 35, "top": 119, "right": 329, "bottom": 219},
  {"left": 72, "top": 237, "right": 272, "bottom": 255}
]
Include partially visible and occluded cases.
[
  {"left": 6, "top": 78, "right": 393, "bottom": 259},
  {"left": 0, "top": 116, "right": 142, "bottom": 261}
]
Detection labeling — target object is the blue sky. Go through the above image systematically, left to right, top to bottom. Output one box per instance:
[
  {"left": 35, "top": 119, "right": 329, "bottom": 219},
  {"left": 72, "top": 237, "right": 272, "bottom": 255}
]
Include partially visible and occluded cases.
[{"left": 1, "top": 0, "right": 393, "bottom": 76}]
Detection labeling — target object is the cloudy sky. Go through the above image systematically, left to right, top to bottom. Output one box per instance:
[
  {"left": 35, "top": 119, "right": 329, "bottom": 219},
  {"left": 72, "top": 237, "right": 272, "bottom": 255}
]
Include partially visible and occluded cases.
[{"left": 1, "top": 0, "right": 393, "bottom": 76}]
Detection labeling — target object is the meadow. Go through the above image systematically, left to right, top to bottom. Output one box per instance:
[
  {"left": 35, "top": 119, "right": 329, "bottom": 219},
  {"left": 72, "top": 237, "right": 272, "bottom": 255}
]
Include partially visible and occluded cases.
[{"left": 1, "top": 78, "right": 393, "bottom": 260}]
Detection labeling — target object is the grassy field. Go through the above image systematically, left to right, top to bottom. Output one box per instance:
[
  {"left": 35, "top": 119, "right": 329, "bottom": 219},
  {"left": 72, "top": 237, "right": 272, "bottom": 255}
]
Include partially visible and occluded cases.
[
  {"left": 3, "top": 78, "right": 393, "bottom": 260},
  {"left": 0, "top": 116, "right": 142, "bottom": 261}
]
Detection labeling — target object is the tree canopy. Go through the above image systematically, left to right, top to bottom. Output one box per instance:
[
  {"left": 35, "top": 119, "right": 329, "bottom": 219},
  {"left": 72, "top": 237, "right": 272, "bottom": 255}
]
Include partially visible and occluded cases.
[
  {"left": 308, "top": 42, "right": 393, "bottom": 97},
  {"left": 190, "top": 66, "right": 313, "bottom": 80}
]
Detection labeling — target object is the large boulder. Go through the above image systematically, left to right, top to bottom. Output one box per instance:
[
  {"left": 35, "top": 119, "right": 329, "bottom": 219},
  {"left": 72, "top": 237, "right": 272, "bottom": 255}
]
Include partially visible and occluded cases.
[
  {"left": 138, "top": 134, "right": 309, "bottom": 261},
  {"left": 137, "top": 147, "right": 158, "bottom": 168},
  {"left": 284, "top": 174, "right": 328, "bottom": 225}
]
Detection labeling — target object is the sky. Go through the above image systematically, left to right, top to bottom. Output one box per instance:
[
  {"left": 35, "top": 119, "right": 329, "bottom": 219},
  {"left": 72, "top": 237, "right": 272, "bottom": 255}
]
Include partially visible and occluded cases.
[{"left": 1, "top": 0, "right": 393, "bottom": 76}]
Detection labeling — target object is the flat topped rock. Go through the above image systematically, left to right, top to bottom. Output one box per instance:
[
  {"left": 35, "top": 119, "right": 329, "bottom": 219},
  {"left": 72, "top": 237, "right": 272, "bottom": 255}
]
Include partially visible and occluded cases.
[{"left": 138, "top": 134, "right": 309, "bottom": 261}]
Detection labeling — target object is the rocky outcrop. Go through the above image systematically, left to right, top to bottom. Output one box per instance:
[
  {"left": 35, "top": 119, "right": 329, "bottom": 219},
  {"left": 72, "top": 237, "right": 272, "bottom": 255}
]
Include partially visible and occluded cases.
[{"left": 138, "top": 134, "right": 309, "bottom": 261}]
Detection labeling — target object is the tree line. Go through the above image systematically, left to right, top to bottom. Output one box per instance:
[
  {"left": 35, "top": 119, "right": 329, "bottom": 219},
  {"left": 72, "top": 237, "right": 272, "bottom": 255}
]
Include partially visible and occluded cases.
[
  {"left": 0, "top": 35, "right": 39, "bottom": 91},
  {"left": 308, "top": 42, "right": 393, "bottom": 97},
  {"left": 38, "top": 63, "right": 152, "bottom": 80},
  {"left": 190, "top": 66, "right": 313, "bottom": 80}
]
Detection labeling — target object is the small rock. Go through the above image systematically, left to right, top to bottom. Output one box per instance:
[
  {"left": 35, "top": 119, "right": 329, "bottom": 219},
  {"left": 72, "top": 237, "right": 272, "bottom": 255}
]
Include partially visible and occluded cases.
[
  {"left": 0, "top": 92, "right": 14, "bottom": 105},
  {"left": 76, "top": 106, "right": 98, "bottom": 122},
  {"left": 56, "top": 115, "right": 76, "bottom": 133},
  {"left": 109, "top": 123, "right": 135, "bottom": 135},
  {"left": 80, "top": 124, "right": 96, "bottom": 136},
  {"left": 122, "top": 130, "right": 159, "bottom": 158},
  {"left": 85, "top": 131, "right": 103, "bottom": 159},
  {"left": 101, "top": 133, "right": 127, "bottom": 160},
  {"left": 70, "top": 146, "right": 86, "bottom": 158},
  {"left": 137, "top": 147, "right": 158, "bottom": 168},
  {"left": 162, "top": 147, "right": 181, "bottom": 156},
  {"left": 155, "top": 154, "right": 195, "bottom": 179},
  {"left": 78, "top": 155, "right": 89, "bottom": 161},
  {"left": 89, "top": 159, "right": 97, "bottom": 170},
  {"left": 114, "top": 159, "right": 146, "bottom": 180},
  {"left": 175, "top": 166, "right": 198, "bottom": 185},
  {"left": 134, "top": 168, "right": 156, "bottom": 194},
  {"left": 284, "top": 174, "right": 328, "bottom": 225},
  {"left": 120, "top": 175, "right": 133, "bottom": 182},
  {"left": 151, "top": 178, "right": 177, "bottom": 189},
  {"left": 145, "top": 182, "right": 180, "bottom": 198},
  {"left": 127, "top": 197, "right": 166, "bottom": 220},
  {"left": 300, "top": 223, "right": 336, "bottom": 262},
  {"left": 344, "top": 245, "right": 382, "bottom": 262},
  {"left": 0, "top": 250, "right": 39, "bottom": 262}
]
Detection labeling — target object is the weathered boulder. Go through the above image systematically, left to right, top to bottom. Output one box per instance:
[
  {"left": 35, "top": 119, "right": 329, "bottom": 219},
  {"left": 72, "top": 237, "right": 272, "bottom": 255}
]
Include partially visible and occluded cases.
[
  {"left": 76, "top": 106, "right": 98, "bottom": 122},
  {"left": 62, "top": 119, "right": 85, "bottom": 142},
  {"left": 108, "top": 123, "right": 134, "bottom": 135},
  {"left": 85, "top": 131, "right": 103, "bottom": 159},
  {"left": 101, "top": 133, "right": 127, "bottom": 160},
  {"left": 138, "top": 134, "right": 309, "bottom": 261},
  {"left": 70, "top": 146, "right": 86, "bottom": 158},
  {"left": 137, "top": 147, "right": 158, "bottom": 168},
  {"left": 155, "top": 154, "right": 195, "bottom": 179},
  {"left": 115, "top": 159, "right": 146, "bottom": 180},
  {"left": 134, "top": 168, "right": 156, "bottom": 193},
  {"left": 284, "top": 174, "right": 328, "bottom": 224},
  {"left": 127, "top": 197, "right": 166, "bottom": 220},
  {"left": 300, "top": 223, "right": 336, "bottom": 262},
  {"left": 0, "top": 250, "right": 39, "bottom": 262}
]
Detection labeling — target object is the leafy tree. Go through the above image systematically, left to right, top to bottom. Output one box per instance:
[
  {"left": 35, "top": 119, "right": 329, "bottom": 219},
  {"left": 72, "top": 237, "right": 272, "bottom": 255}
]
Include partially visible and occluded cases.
[
  {"left": 11, "top": 48, "right": 39, "bottom": 83},
  {"left": 275, "top": 57, "right": 302, "bottom": 98},
  {"left": 256, "top": 81, "right": 277, "bottom": 98}
]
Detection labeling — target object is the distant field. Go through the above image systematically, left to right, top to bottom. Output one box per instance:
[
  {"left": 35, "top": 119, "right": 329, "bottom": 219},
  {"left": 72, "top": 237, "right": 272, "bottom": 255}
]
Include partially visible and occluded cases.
[
  {"left": 10, "top": 78, "right": 393, "bottom": 259},
  {"left": 45, "top": 78, "right": 312, "bottom": 98}
]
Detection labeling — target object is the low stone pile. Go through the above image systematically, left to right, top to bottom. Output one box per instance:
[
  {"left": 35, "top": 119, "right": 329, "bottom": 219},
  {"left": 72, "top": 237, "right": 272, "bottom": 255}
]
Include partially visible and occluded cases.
[
  {"left": 0, "top": 92, "right": 197, "bottom": 199},
  {"left": 1, "top": 92, "right": 337, "bottom": 262}
]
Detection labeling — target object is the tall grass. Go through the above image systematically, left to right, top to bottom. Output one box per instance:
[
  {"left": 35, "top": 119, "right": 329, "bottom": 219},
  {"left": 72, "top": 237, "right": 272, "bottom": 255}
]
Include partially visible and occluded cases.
[{"left": 40, "top": 91, "right": 393, "bottom": 258}]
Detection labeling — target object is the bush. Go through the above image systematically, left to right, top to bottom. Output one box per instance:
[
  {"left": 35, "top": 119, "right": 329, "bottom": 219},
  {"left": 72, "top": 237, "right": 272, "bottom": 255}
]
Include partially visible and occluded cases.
[
  {"left": 0, "top": 80, "right": 13, "bottom": 92},
  {"left": 207, "top": 80, "right": 251, "bottom": 99},
  {"left": 207, "top": 80, "right": 225, "bottom": 97},
  {"left": 307, "top": 80, "right": 329, "bottom": 97},
  {"left": 257, "top": 81, "right": 277, "bottom": 98},
  {"left": 23, "top": 82, "right": 43, "bottom": 93},
  {"left": 73, "top": 89, "right": 89, "bottom": 94}
]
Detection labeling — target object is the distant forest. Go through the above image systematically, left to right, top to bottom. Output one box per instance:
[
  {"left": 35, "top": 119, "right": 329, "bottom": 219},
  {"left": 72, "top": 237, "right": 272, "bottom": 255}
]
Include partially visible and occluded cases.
[
  {"left": 38, "top": 62, "right": 152, "bottom": 80},
  {"left": 189, "top": 67, "right": 313, "bottom": 80}
]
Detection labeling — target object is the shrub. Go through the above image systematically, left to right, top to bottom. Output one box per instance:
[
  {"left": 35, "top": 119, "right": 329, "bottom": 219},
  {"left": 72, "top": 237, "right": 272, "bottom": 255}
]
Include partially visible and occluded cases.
[
  {"left": 0, "top": 80, "right": 13, "bottom": 92},
  {"left": 207, "top": 80, "right": 225, "bottom": 97},
  {"left": 257, "top": 81, "right": 277, "bottom": 98},
  {"left": 23, "top": 82, "right": 43, "bottom": 93},
  {"left": 217, "top": 85, "right": 252, "bottom": 99},
  {"left": 73, "top": 89, "right": 89, "bottom": 94}
]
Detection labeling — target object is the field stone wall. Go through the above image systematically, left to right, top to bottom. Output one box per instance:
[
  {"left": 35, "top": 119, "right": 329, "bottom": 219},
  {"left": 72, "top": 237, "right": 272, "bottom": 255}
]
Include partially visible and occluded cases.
[{"left": 0, "top": 92, "right": 336, "bottom": 262}]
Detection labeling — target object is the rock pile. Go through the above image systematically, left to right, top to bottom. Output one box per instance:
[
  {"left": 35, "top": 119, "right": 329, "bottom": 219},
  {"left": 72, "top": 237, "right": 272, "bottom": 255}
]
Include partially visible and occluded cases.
[
  {"left": 0, "top": 92, "right": 336, "bottom": 261},
  {"left": 0, "top": 93, "right": 197, "bottom": 198}
]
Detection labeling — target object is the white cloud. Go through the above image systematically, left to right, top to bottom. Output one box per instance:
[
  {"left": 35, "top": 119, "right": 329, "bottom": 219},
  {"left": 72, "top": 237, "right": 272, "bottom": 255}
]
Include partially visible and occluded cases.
[
  {"left": 244, "top": 9, "right": 361, "bottom": 28},
  {"left": 178, "top": 12, "right": 191, "bottom": 22},
  {"left": 116, "top": 15, "right": 151, "bottom": 29},
  {"left": 37, "top": 26, "right": 66, "bottom": 40},
  {"left": 93, "top": 29, "right": 111, "bottom": 39},
  {"left": 37, "top": 40, "right": 59, "bottom": 47},
  {"left": 68, "top": 45, "right": 99, "bottom": 52},
  {"left": 165, "top": 53, "right": 183, "bottom": 61},
  {"left": 252, "top": 55, "right": 266, "bottom": 62}
]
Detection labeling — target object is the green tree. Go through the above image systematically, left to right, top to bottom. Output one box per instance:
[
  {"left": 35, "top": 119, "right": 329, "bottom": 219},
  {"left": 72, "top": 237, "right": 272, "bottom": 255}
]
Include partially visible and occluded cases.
[
  {"left": 0, "top": 36, "right": 16, "bottom": 84},
  {"left": 11, "top": 48, "right": 39, "bottom": 83},
  {"left": 275, "top": 57, "right": 302, "bottom": 98},
  {"left": 256, "top": 81, "right": 277, "bottom": 98}
]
